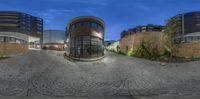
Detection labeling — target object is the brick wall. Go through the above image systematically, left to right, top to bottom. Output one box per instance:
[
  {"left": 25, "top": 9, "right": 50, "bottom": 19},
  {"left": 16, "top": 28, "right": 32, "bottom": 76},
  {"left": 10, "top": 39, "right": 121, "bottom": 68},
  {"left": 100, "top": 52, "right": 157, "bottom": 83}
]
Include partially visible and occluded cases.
[
  {"left": 119, "top": 32, "right": 164, "bottom": 54},
  {"left": 0, "top": 43, "right": 28, "bottom": 56},
  {"left": 174, "top": 43, "right": 200, "bottom": 58}
]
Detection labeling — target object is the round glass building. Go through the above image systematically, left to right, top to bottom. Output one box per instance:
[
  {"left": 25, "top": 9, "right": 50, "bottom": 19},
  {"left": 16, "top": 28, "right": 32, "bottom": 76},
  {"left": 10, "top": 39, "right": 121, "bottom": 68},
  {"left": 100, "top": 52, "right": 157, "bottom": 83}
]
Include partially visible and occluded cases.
[{"left": 67, "top": 16, "right": 105, "bottom": 60}]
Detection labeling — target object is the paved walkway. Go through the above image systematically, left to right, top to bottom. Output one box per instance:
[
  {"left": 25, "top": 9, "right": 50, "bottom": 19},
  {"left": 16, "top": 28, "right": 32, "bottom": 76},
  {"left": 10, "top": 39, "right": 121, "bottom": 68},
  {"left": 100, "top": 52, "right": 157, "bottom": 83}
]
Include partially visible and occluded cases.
[{"left": 0, "top": 50, "right": 200, "bottom": 99}]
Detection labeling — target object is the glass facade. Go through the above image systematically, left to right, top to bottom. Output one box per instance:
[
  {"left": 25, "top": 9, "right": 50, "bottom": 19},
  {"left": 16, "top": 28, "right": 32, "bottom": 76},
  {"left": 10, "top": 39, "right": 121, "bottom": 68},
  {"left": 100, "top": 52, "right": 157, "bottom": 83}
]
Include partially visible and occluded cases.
[
  {"left": 68, "top": 17, "right": 105, "bottom": 59},
  {"left": 70, "top": 36, "right": 104, "bottom": 58}
]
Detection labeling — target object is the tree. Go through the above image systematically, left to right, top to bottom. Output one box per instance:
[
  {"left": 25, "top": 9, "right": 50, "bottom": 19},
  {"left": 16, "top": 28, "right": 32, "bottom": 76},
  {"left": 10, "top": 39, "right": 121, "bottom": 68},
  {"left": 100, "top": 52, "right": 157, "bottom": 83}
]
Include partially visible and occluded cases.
[
  {"left": 164, "top": 17, "right": 182, "bottom": 58},
  {"left": 107, "top": 42, "right": 111, "bottom": 46}
]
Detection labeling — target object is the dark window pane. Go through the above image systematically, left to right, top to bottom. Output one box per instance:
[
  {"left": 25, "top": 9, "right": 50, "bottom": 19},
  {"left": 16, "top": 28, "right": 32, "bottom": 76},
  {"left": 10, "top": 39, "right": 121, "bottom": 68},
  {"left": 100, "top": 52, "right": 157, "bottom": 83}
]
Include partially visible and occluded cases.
[
  {"left": 5, "top": 37, "right": 11, "bottom": 42},
  {"left": 181, "top": 37, "right": 185, "bottom": 43}
]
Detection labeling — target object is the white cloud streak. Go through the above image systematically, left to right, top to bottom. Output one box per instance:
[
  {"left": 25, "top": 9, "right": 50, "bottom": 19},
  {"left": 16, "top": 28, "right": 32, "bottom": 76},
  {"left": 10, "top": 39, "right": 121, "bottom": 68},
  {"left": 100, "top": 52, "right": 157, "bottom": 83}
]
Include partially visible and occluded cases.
[{"left": 34, "top": 9, "right": 73, "bottom": 23}]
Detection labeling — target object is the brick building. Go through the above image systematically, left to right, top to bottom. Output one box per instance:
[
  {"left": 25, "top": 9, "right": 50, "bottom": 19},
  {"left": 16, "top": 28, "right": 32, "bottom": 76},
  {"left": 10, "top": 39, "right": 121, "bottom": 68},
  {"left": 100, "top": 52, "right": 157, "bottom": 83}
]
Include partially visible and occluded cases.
[{"left": 120, "top": 24, "right": 164, "bottom": 54}]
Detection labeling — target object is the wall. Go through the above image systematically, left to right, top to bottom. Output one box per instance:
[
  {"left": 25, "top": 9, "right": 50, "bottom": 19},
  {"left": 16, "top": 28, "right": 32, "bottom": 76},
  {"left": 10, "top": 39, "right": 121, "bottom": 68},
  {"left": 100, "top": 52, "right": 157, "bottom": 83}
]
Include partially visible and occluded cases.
[
  {"left": 120, "top": 32, "right": 164, "bottom": 54},
  {"left": 106, "top": 41, "right": 119, "bottom": 52},
  {"left": 0, "top": 43, "right": 28, "bottom": 56},
  {"left": 174, "top": 43, "right": 200, "bottom": 58}
]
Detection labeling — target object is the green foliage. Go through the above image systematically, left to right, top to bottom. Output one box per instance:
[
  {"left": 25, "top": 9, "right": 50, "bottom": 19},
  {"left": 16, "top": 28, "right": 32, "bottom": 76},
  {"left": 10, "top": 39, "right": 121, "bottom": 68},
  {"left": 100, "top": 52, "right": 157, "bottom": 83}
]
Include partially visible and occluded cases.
[
  {"left": 107, "top": 42, "right": 111, "bottom": 46},
  {"left": 127, "top": 42, "right": 161, "bottom": 60},
  {"left": 127, "top": 49, "right": 136, "bottom": 57}
]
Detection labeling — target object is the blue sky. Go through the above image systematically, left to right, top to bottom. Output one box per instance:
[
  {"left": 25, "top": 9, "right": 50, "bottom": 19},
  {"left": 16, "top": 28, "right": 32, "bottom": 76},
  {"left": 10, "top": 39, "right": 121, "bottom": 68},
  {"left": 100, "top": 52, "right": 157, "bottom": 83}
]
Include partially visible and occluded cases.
[{"left": 0, "top": 0, "right": 200, "bottom": 40}]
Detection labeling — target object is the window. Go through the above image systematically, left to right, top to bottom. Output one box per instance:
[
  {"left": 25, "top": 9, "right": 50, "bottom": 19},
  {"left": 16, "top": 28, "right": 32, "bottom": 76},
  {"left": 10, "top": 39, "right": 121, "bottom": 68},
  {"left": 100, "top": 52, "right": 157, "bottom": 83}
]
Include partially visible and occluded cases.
[
  {"left": 37, "top": 18, "right": 42, "bottom": 21},
  {"left": 22, "top": 21, "right": 26, "bottom": 25},
  {"left": 83, "top": 22, "right": 90, "bottom": 27},
  {"left": 91, "top": 22, "right": 98, "bottom": 28},
  {"left": 76, "top": 23, "right": 82, "bottom": 28},
  {"left": 37, "top": 24, "right": 42, "bottom": 27},
  {"left": 71, "top": 25, "right": 75, "bottom": 30},
  {"left": 97, "top": 25, "right": 104, "bottom": 32},
  {"left": 37, "top": 27, "right": 42, "bottom": 30},
  {"left": 142, "top": 27, "right": 146, "bottom": 29},
  {"left": 37, "top": 31, "right": 42, "bottom": 34},
  {"left": 0, "top": 36, "right": 4, "bottom": 42},
  {"left": 70, "top": 36, "right": 104, "bottom": 58},
  {"left": 186, "top": 36, "right": 192, "bottom": 43},
  {"left": 192, "top": 36, "right": 200, "bottom": 43},
  {"left": 5, "top": 37, "right": 11, "bottom": 42},
  {"left": 10, "top": 37, "right": 16, "bottom": 43},
  {"left": 181, "top": 37, "right": 185, "bottom": 43},
  {"left": 175, "top": 38, "right": 181, "bottom": 44},
  {"left": 16, "top": 39, "right": 21, "bottom": 44}
]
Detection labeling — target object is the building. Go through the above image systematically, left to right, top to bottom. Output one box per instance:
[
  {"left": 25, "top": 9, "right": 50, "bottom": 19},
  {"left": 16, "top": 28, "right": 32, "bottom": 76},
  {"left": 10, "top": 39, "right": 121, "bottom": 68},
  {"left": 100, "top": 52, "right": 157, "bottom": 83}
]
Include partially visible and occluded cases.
[
  {"left": 0, "top": 11, "right": 43, "bottom": 56},
  {"left": 166, "top": 11, "right": 200, "bottom": 58},
  {"left": 67, "top": 16, "right": 105, "bottom": 60},
  {"left": 120, "top": 24, "right": 164, "bottom": 54},
  {"left": 43, "top": 30, "right": 66, "bottom": 51},
  {"left": 104, "top": 40, "right": 116, "bottom": 46},
  {"left": 106, "top": 41, "right": 120, "bottom": 52}
]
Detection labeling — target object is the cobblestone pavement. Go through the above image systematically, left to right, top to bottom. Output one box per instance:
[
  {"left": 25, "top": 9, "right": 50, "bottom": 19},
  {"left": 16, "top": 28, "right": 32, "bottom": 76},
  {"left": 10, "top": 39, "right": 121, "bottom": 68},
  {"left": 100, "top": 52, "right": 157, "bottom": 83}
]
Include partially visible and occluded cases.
[{"left": 0, "top": 50, "right": 200, "bottom": 99}]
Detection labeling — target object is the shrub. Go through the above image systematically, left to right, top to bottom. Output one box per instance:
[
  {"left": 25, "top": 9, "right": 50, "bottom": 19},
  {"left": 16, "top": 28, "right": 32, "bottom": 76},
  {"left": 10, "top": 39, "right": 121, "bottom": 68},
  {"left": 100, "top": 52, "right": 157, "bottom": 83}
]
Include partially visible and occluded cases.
[
  {"left": 129, "top": 42, "right": 162, "bottom": 60},
  {"left": 127, "top": 49, "right": 136, "bottom": 57}
]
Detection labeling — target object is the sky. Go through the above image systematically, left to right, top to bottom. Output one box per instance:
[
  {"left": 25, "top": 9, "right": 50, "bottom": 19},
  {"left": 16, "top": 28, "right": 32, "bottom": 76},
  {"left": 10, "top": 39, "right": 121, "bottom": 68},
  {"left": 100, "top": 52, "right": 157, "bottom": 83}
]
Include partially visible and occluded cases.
[{"left": 0, "top": 0, "right": 200, "bottom": 40}]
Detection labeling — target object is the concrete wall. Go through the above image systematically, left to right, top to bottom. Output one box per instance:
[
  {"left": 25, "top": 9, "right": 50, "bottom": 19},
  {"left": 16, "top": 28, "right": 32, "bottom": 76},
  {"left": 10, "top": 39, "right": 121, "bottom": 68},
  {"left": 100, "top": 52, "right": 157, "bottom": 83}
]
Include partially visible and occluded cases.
[
  {"left": 120, "top": 32, "right": 164, "bottom": 54},
  {"left": 0, "top": 43, "right": 28, "bottom": 56},
  {"left": 174, "top": 43, "right": 200, "bottom": 58}
]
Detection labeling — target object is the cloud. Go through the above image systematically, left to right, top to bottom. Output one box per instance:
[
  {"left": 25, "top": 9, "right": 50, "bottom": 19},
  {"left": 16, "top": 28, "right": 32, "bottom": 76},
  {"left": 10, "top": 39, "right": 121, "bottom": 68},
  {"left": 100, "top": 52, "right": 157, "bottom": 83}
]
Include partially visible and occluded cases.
[
  {"left": 46, "top": 0, "right": 109, "bottom": 6},
  {"left": 119, "top": 2, "right": 151, "bottom": 11},
  {"left": 34, "top": 9, "right": 73, "bottom": 23}
]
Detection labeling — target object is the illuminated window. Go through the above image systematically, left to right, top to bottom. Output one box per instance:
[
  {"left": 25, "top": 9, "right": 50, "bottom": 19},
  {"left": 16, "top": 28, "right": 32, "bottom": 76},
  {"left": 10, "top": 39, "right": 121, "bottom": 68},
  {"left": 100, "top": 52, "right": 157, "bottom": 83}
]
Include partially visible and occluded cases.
[{"left": 16, "top": 39, "right": 21, "bottom": 44}]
